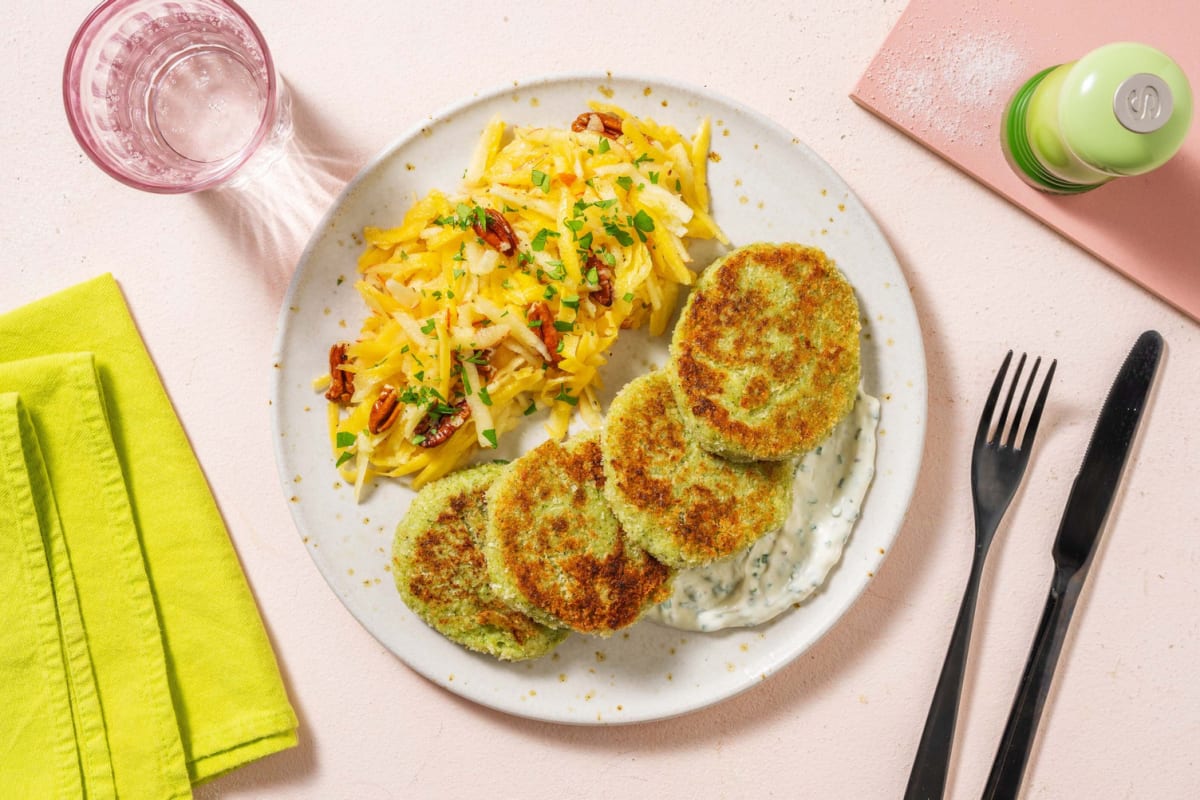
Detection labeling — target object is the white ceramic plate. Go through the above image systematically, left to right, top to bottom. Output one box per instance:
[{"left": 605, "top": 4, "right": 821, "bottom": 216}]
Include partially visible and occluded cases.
[{"left": 271, "top": 74, "right": 926, "bottom": 724}]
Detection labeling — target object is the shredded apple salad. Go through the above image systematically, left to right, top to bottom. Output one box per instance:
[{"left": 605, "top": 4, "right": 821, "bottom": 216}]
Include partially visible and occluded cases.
[{"left": 319, "top": 102, "right": 727, "bottom": 496}]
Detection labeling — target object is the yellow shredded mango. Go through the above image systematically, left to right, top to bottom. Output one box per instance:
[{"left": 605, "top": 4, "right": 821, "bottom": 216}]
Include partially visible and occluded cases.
[{"left": 326, "top": 102, "right": 724, "bottom": 495}]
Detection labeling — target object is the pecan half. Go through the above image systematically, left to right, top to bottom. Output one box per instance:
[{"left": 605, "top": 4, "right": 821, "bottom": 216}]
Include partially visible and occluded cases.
[
  {"left": 571, "top": 111, "right": 623, "bottom": 140},
  {"left": 471, "top": 208, "right": 518, "bottom": 255},
  {"left": 586, "top": 254, "right": 614, "bottom": 307},
  {"left": 526, "top": 301, "right": 562, "bottom": 364},
  {"left": 325, "top": 343, "right": 355, "bottom": 405},
  {"left": 460, "top": 349, "right": 494, "bottom": 384},
  {"left": 368, "top": 385, "right": 401, "bottom": 434},
  {"left": 414, "top": 400, "right": 472, "bottom": 448}
]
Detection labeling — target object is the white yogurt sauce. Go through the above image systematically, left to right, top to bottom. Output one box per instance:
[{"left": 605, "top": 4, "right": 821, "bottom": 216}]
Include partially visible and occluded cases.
[{"left": 647, "top": 389, "right": 880, "bottom": 631}]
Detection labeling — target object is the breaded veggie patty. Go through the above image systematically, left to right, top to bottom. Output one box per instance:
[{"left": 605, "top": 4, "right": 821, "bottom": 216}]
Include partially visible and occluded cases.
[
  {"left": 669, "top": 243, "right": 860, "bottom": 461},
  {"left": 601, "top": 370, "right": 794, "bottom": 569},
  {"left": 484, "top": 432, "right": 673, "bottom": 636},
  {"left": 392, "top": 463, "right": 567, "bottom": 661}
]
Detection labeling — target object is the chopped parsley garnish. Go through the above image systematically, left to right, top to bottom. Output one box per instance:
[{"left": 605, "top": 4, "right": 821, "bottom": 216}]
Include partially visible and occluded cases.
[
  {"left": 597, "top": 138, "right": 610, "bottom": 153},
  {"left": 634, "top": 152, "right": 653, "bottom": 166},
  {"left": 531, "top": 169, "right": 551, "bottom": 193},
  {"left": 649, "top": 171, "right": 660, "bottom": 184},
  {"left": 616, "top": 176, "right": 634, "bottom": 192},
  {"left": 435, "top": 202, "right": 486, "bottom": 230},
  {"left": 633, "top": 210, "right": 655, "bottom": 231},
  {"left": 604, "top": 220, "right": 634, "bottom": 247},
  {"left": 530, "top": 228, "right": 558, "bottom": 252},
  {"left": 545, "top": 261, "right": 567, "bottom": 281},
  {"left": 585, "top": 266, "right": 599, "bottom": 285},
  {"left": 543, "top": 285, "right": 557, "bottom": 300},
  {"left": 623, "top": 292, "right": 635, "bottom": 302},
  {"left": 562, "top": 294, "right": 580, "bottom": 309},
  {"left": 420, "top": 318, "right": 436, "bottom": 335},
  {"left": 553, "top": 320, "right": 575, "bottom": 332},
  {"left": 478, "top": 386, "right": 493, "bottom": 406},
  {"left": 554, "top": 389, "right": 579, "bottom": 406},
  {"left": 523, "top": 400, "right": 537, "bottom": 416},
  {"left": 482, "top": 428, "right": 498, "bottom": 448},
  {"left": 335, "top": 431, "right": 356, "bottom": 448},
  {"left": 335, "top": 451, "right": 354, "bottom": 467}
]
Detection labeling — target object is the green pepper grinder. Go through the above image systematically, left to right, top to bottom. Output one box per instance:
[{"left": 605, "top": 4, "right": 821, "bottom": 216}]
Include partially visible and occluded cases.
[{"left": 1002, "top": 42, "right": 1193, "bottom": 193}]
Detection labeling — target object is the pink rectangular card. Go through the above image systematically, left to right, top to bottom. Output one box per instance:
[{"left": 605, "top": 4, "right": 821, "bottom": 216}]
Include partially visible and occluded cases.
[{"left": 852, "top": 0, "right": 1200, "bottom": 321}]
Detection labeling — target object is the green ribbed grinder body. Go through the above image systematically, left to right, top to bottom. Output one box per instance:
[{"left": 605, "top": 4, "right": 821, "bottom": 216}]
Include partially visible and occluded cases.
[{"left": 1002, "top": 42, "right": 1193, "bottom": 194}]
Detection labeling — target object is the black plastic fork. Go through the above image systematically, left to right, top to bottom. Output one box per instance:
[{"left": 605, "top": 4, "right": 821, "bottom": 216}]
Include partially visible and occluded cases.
[{"left": 903, "top": 352, "right": 1057, "bottom": 800}]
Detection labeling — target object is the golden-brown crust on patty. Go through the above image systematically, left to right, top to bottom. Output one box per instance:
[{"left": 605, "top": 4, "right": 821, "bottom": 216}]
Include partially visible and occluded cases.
[
  {"left": 670, "top": 243, "right": 860, "bottom": 461},
  {"left": 602, "top": 371, "right": 793, "bottom": 568},
  {"left": 484, "top": 433, "right": 673, "bottom": 635},
  {"left": 392, "top": 464, "right": 566, "bottom": 660}
]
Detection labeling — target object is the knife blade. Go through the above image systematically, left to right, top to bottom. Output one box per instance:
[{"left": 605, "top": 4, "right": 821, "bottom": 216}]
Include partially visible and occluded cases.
[
  {"left": 981, "top": 330, "right": 1163, "bottom": 800},
  {"left": 1053, "top": 330, "right": 1163, "bottom": 570}
]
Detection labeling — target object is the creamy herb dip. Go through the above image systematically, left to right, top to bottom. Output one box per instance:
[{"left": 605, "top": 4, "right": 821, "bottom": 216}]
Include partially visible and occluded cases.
[{"left": 647, "top": 389, "right": 880, "bottom": 631}]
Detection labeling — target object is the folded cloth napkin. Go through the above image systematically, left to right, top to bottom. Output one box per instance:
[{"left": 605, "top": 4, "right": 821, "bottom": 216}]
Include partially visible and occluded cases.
[{"left": 0, "top": 275, "right": 297, "bottom": 797}]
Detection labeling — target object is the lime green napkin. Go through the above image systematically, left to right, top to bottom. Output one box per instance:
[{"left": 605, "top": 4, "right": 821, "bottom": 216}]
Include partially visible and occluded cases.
[
  {"left": 0, "top": 275, "right": 297, "bottom": 795},
  {"left": 0, "top": 390, "right": 114, "bottom": 798}
]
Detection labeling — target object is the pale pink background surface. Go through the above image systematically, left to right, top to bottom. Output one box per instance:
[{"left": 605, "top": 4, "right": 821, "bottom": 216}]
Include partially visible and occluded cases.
[
  {"left": 852, "top": 0, "right": 1200, "bottom": 321},
  {"left": 3, "top": 1, "right": 1198, "bottom": 798}
]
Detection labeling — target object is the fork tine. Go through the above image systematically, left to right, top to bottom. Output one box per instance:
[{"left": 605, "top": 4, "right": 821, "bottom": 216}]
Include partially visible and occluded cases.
[
  {"left": 977, "top": 351, "right": 1014, "bottom": 446},
  {"left": 991, "top": 353, "right": 1027, "bottom": 445},
  {"left": 1004, "top": 357, "right": 1042, "bottom": 449},
  {"left": 1019, "top": 359, "right": 1057, "bottom": 452}
]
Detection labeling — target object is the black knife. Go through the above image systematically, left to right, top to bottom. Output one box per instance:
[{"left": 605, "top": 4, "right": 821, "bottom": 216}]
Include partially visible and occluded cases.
[{"left": 980, "top": 330, "right": 1163, "bottom": 800}]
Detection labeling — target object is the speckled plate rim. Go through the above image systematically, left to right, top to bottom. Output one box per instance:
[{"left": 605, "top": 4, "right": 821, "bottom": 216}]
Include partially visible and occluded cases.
[{"left": 270, "top": 72, "right": 927, "bottom": 725}]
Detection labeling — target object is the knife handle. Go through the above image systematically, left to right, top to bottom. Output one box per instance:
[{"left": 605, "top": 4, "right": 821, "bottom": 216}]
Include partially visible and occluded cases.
[{"left": 981, "top": 568, "right": 1083, "bottom": 800}]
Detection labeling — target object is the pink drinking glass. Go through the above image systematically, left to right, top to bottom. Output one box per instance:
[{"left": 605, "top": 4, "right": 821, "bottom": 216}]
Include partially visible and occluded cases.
[{"left": 63, "top": 0, "right": 291, "bottom": 193}]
